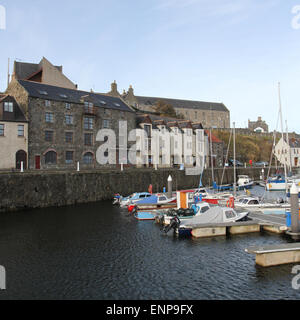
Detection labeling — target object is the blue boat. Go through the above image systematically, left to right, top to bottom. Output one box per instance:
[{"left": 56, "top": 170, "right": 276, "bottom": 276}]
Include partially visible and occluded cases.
[
  {"left": 213, "top": 181, "right": 233, "bottom": 191},
  {"left": 134, "top": 211, "right": 156, "bottom": 221}
]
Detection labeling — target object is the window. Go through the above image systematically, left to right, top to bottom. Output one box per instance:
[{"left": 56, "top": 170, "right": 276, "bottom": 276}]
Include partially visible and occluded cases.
[
  {"left": 39, "top": 90, "right": 48, "bottom": 96},
  {"left": 60, "top": 94, "right": 68, "bottom": 99},
  {"left": 45, "top": 100, "right": 51, "bottom": 107},
  {"left": 4, "top": 102, "right": 13, "bottom": 112},
  {"left": 84, "top": 102, "right": 94, "bottom": 113},
  {"left": 66, "top": 103, "right": 71, "bottom": 110},
  {"left": 45, "top": 112, "right": 54, "bottom": 123},
  {"left": 65, "top": 114, "right": 73, "bottom": 125},
  {"left": 84, "top": 117, "right": 94, "bottom": 130},
  {"left": 103, "top": 120, "right": 110, "bottom": 129},
  {"left": 0, "top": 124, "right": 4, "bottom": 136},
  {"left": 18, "top": 125, "right": 24, "bottom": 137},
  {"left": 144, "top": 125, "right": 151, "bottom": 137},
  {"left": 45, "top": 131, "right": 54, "bottom": 142},
  {"left": 65, "top": 132, "right": 73, "bottom": 143},
  {"left": 84, "top": 133, "right": 93, "bottom": 146},
  {"left": 45, "top": 151, "right": 57, "bottom": 165},
  {"left": 65, "top": 151, "right": 74, "bottom": 164},
  {"left": 83, "top": 152, "right": 93, "bottom": 164},
  {"left": 201, "top": 206, "right": 210, "bottom": 213},
  {"left": 225, "top": 210, "right": 236, "bottom": 219}
]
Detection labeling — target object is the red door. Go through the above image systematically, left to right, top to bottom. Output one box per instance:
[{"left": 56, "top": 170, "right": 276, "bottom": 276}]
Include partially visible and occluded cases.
[{"left": 35, "top": 156, "right": 41, "bottom": 170}]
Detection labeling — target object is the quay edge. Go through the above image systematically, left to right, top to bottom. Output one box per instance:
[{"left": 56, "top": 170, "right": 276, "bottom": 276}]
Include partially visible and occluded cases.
[{"left": 0, "top": 167, "right": 280, "bottom": 213}]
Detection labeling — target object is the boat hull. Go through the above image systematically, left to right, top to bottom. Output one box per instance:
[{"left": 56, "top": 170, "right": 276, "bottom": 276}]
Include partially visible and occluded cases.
[{"left": 135, "top": 212, "right": 156, "bottom": 221}]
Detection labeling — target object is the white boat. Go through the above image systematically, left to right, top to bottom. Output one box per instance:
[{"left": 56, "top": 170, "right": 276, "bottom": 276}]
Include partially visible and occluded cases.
[
  {"left": 237, "top": 175, "right": 254, "bottom": 189},
  {"left": 118, "top": 192, "right": 153, "bottom": 207},
  {"left": 234, "top": 196, "right": 289, "bottom": 213},
  {"left": 158, "top": 202, "right": 211, "bottom": 226},
  {"left": 164, "top": 206, "right": 250, "bottom": 236}
]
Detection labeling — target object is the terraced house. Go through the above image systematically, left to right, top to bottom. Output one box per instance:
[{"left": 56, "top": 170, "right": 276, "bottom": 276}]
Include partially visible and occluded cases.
[
  {"left": 6, "top": 80, "right": 136, "bottom": 170},
  {"left": 0, "top": 95, "right": 28, "bottom": 170},
  {"left": 136, "top": 114, "right": 208, "bottom": 169}
]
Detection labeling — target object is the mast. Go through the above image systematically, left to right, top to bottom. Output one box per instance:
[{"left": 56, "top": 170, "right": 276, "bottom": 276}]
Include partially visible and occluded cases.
[
  {"left": 7, "top": 58, "right": 10, "bottom": 87},
  {"left": 278, "top": 82, "right": 288, "bottom": 194},
  {"left": 286, "top": 120, "right": 292, "bottom": 172},
  {"left": 233, "top": 122, "right": 237, "bottom": 197},
  {"left": 210, "top": 128, "right": 215, "bottom": 183}
]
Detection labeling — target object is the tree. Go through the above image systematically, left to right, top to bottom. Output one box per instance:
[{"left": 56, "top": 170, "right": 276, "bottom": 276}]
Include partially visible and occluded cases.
[{"left": 154, "top": 100, "right": 177, "bottom": 118}]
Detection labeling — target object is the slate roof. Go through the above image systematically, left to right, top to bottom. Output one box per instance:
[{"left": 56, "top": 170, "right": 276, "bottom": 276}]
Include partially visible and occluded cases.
[
  {"left": 14, "top": 61, "right": 62, "bottom": 80},
  {"left": 17, "top": 80, "right": 134, "bottom": 113},
  {"left": 135, "top": 96, "right": 229, "bottom": 112},
  {"left": 136, "top": 113, "right": 206, "bottom": 133}
]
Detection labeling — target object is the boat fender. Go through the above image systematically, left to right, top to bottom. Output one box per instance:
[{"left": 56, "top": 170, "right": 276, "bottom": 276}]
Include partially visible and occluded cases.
[{"left": 128, "top": 205, "right": 136, "bottom": 213}]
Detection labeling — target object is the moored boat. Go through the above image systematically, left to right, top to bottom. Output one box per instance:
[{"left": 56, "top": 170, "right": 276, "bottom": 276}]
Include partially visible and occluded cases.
[
  {"left": 130, "top": 194, "right": 177, "bottom": 212},
  {"left": 157, "top": 202, "right": 211, "bottom": 226},
  {"left": 164, "top": 206, "right": 250, "bottom": 237}
]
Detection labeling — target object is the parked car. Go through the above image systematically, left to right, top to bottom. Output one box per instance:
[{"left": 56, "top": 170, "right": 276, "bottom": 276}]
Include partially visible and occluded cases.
[
  {"left": 228, "top": 159, "right": 243, "bottom": 167},
  {"left": 254, "top": 161, "right": 268, "bottom": 167}
]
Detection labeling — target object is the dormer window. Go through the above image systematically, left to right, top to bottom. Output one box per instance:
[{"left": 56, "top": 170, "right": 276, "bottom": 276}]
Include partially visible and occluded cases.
[
  {"left": 39, "top": 90, "right": 48, "bottom": 96},
  {"left": 45, "top": 100, "right": 51, "bottom": 107},
  {"left": 4, "top": 102, "right": 13, "bottom": 112}
]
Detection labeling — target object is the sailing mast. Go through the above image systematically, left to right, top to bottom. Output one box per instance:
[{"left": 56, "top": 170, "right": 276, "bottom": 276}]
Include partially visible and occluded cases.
[
  {"left": 278, "top": 82, "right": 288, "bottom": 194},
  {"left": 286, "top": 120, "right": 292, "bottom": 172},
  {"left": 233, "top": 122, "right": 237, "bottom": 197},
  {"left": 210, "top": 129, "right": 215, "bottom": 183}
]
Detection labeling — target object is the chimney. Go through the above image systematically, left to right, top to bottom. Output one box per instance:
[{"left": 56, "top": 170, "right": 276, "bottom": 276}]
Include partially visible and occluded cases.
[{"left": 111, "top": 80, "right": 118, "bottom": 93}]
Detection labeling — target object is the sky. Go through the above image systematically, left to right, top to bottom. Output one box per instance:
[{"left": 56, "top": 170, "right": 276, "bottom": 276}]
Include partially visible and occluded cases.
[{"left": 0, "top": 0, "right": 300, "bottom": 132}]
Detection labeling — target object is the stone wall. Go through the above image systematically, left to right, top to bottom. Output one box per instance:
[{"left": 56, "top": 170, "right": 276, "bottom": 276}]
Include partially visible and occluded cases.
[{"left": 0, "top": 167, "right": 274, "bottom": 213}]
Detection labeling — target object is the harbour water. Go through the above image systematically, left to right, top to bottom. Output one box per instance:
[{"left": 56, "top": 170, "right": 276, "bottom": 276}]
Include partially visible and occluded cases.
[{"left": 0, "top": 187, "right": 299, "bottom": 300}]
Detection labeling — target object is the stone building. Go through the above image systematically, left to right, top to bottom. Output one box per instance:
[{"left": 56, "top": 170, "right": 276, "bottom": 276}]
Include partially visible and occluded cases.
[
  {"left": 11, "top": 57, "right": 77, "bottom": 90},
  {"left": 6, "top": 80, "right": 136, "bottom": 170},
  {"left": 106, "top": 81, "right": 230, "bottom": 129},
  {"left": 0, "top": 94, "right": 28, "bottom": 170},
  {"left": 248, "top": 117, "right": 269, "bottom": 133},
  {"left": 205, "top": 130, "right": 225, "bottom": 168}
]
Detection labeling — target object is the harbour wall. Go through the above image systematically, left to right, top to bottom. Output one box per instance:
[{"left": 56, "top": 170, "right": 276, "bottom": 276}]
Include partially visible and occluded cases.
[{"left": 0, "top": 167, "right": 278, "bottom": 213}]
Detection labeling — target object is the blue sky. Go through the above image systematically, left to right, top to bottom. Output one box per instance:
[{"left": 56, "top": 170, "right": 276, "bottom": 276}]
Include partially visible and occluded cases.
[{"left": 0, "top": 0, "right": 300, "bottom": 132}]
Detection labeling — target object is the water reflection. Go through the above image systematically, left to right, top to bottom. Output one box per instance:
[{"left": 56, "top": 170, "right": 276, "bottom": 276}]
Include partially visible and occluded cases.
[{"left": 0, "top": 191, "right": 299, "bottom": 300}]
